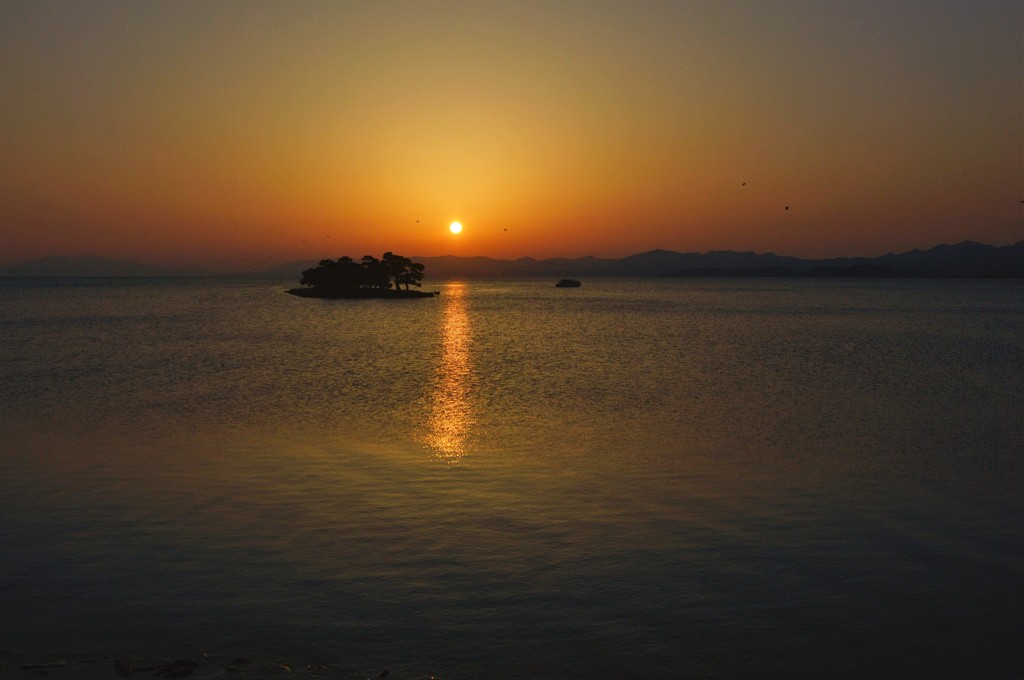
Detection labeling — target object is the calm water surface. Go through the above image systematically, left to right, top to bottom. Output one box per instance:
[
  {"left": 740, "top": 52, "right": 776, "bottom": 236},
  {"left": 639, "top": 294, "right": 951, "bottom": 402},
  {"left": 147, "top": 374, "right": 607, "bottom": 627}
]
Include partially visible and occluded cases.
[{"left": 1, "top": 277, "right": 1022, "bottom": 678}]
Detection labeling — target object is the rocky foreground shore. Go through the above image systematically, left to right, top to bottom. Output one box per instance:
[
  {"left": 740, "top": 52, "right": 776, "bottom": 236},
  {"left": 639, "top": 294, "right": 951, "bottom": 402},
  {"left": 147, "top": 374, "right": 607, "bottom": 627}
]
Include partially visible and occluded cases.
[{"left": 0, "top": 650, "right": 422, "bottom": 680}]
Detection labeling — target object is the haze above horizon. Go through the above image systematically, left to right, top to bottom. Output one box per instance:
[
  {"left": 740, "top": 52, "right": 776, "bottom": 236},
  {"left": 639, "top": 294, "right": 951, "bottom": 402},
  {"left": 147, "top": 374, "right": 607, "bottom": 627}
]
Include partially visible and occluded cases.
[{"left": 2, "top": 0, "right": 1021, "bottom": 271}]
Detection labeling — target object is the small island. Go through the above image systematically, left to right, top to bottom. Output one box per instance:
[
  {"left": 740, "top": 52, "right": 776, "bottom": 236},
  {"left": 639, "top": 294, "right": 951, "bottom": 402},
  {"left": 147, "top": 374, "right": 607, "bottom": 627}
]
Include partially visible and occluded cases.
[{"left": 287, "top": 252, "right": 435, "bottom": 299}]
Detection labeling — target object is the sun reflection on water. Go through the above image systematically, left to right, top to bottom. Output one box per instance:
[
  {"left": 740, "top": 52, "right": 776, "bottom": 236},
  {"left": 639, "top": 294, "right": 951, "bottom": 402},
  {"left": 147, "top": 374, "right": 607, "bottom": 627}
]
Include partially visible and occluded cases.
[{"left": 424, "top": 282, "right": 473, "bottom": 463}]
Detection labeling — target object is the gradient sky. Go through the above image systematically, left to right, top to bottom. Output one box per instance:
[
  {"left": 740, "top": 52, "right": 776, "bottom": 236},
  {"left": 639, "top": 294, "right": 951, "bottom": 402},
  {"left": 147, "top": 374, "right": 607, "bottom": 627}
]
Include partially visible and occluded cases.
[{"left": 2, "top": 0, "right": 1021, "bottom": 270}]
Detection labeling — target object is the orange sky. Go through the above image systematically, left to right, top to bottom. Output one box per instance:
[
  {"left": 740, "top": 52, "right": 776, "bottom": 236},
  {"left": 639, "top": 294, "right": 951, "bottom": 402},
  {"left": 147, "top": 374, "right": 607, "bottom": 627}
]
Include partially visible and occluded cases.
[{"left": 2, "top": 0, "right": 1021, "bottom": 271}]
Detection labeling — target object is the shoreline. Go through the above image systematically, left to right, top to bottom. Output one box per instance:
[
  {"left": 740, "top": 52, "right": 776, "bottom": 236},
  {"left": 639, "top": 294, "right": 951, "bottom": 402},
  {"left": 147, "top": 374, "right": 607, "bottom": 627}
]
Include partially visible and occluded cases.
[{"left": 1, "top": 648, "right": 380, "bottom": 679}]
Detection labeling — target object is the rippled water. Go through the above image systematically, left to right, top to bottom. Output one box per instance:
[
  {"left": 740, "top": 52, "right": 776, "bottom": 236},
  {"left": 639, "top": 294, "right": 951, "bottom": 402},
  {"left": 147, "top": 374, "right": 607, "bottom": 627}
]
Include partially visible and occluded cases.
[{"left": 1, "top": 277, "right": 1022, "bottom": 678}]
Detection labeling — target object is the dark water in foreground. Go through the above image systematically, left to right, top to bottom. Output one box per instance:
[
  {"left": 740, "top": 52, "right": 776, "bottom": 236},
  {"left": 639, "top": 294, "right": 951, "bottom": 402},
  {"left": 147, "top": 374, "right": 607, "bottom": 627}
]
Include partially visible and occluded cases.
[{"left": 1, "top": 277, "right": 1022, "bottom": 678}]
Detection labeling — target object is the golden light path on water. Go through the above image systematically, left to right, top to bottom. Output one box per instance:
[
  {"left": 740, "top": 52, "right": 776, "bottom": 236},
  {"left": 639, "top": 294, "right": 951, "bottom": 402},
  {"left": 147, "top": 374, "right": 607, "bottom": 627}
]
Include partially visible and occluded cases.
[{"left": 424, "top": 282, "right": 473, "bottom": 463}]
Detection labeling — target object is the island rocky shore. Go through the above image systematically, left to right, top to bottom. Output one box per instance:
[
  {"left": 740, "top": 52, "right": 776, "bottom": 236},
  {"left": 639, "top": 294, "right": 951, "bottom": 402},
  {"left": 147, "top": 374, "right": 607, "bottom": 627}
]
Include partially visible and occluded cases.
[{"left": 286, "top": 288, "right": 435, "bottom": 299}]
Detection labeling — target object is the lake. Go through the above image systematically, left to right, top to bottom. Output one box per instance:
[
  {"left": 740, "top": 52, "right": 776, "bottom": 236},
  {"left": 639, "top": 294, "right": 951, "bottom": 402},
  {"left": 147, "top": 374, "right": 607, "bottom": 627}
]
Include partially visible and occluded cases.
[{"left": 1, "top": 276, "right": 1021, "bottom": 678}]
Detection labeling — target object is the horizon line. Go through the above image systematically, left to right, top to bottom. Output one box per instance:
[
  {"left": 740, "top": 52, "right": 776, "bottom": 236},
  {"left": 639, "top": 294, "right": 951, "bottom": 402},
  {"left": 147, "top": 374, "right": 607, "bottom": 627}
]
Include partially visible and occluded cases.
[{"left": 3, "top": 237, "right": 1022, "bottom": 274}]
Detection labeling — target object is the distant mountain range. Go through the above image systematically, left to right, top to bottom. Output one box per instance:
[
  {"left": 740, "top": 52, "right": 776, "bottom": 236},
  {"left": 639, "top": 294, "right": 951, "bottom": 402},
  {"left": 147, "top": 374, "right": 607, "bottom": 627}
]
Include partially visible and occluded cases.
[{"left": 2, "top": 240, "right": 1021, "bottom": 279}]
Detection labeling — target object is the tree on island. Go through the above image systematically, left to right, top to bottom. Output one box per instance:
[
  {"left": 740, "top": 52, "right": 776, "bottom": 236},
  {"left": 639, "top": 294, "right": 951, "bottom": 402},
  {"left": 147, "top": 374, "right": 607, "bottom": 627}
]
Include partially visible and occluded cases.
[
  {"left": 382, "top": 251, "right": 425, "bottom": 290},
  {"left": 293, "top": 252, "right": 431, "bottom": 298}
]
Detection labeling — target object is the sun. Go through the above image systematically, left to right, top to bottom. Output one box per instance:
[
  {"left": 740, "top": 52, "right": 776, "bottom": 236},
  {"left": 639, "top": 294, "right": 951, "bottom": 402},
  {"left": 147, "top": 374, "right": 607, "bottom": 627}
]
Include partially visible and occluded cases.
[{"left": 449, "top": 221, "right": 463, "bottom": 234}]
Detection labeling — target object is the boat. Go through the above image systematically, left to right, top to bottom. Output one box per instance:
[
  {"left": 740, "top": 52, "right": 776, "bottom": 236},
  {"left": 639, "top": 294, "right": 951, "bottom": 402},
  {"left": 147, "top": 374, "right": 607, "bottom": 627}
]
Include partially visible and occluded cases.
[{"left": 555, "top": 279, "right": 581, "bottom": 288}]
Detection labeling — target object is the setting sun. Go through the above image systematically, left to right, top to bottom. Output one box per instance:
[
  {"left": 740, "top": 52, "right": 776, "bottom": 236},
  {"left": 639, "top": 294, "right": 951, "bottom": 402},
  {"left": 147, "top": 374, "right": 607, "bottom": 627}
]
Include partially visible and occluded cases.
[{"left": 449, "top": 222, "right": 463, "bottom": 234}]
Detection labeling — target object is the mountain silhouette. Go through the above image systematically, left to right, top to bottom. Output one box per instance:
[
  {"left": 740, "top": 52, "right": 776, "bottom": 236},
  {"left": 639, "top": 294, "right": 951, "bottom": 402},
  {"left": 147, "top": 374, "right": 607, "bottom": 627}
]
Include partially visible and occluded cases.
[{"left": 2, "top": 241, "right": 1020, "bottom": 279}]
